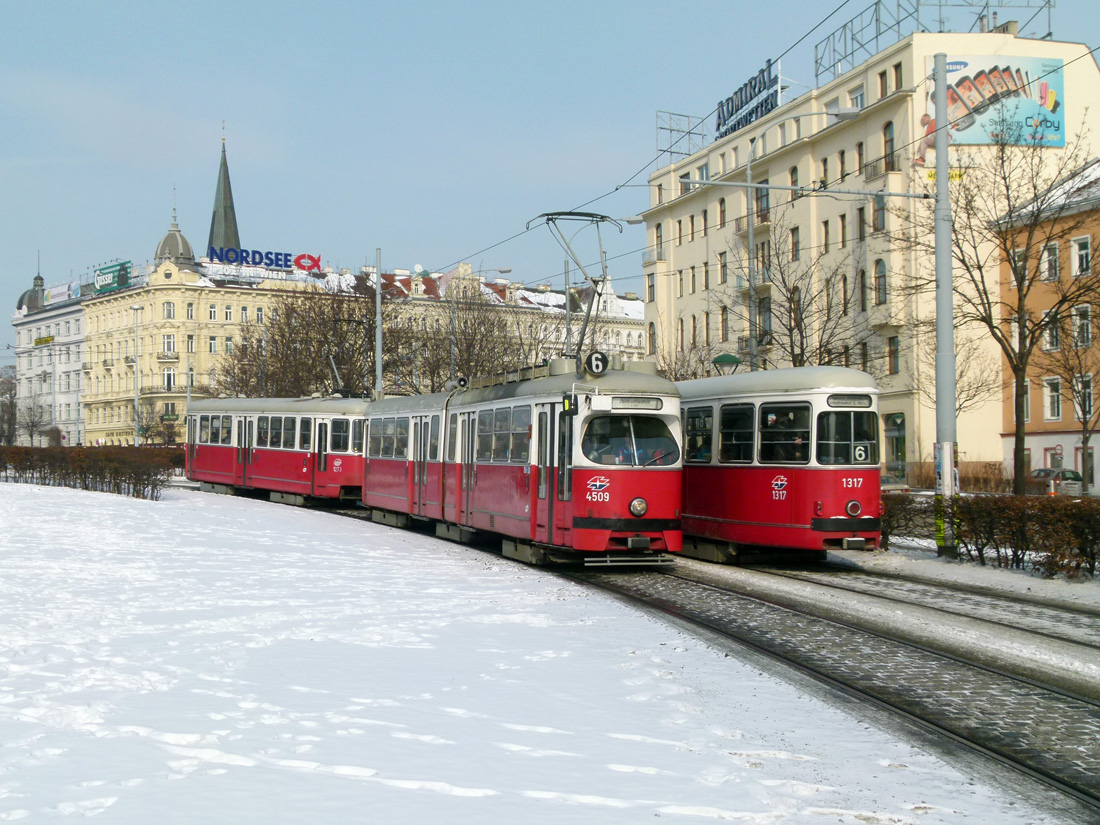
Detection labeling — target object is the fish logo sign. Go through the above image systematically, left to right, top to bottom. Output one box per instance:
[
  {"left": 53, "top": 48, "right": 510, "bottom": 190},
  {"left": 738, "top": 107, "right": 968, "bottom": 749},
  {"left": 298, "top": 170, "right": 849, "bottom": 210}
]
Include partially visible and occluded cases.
[
  {"left": 294, "top": 253, "right": 322, "bottom": 272},
  {"left": 771, "top": 475, "right": 788, "bottom": 491},
  {"left": 587, "top": 476, "right": 611, "bottom": 492}
]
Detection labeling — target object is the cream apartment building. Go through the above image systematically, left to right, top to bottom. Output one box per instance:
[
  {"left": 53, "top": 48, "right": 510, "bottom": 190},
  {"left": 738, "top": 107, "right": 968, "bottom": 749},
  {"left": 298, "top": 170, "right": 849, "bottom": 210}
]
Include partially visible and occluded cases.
[{"left": 641, "top": 25, "right": 1100, "bottom": 480}]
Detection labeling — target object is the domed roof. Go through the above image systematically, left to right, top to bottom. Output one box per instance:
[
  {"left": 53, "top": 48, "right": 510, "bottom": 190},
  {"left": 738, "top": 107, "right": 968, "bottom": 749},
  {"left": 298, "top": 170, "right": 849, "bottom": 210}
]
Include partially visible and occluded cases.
[
  {"left": 155, "top": 210, "right": 197, "bottom": 268},
  {"left": 15, "top": 274, "right": 44, "bottom": 312}
]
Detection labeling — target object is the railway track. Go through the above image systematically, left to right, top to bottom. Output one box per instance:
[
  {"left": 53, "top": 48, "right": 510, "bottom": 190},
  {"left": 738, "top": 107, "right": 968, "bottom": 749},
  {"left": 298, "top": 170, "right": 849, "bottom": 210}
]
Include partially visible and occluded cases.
[{"left": 566, "top": 566, "right": 1100, "bottom": 819}]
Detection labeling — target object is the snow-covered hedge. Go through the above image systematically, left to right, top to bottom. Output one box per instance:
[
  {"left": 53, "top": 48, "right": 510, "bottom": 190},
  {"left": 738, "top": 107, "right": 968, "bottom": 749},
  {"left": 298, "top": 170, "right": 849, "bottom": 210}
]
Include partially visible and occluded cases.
[{"left": 0, "top": 446, "right": 174, "bottom": 500}]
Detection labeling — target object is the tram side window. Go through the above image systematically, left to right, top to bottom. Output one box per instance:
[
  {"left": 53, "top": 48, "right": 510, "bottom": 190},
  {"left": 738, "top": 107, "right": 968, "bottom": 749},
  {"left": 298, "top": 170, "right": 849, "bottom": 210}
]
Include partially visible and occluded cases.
[
  {"left": 759, "top": 403, "right": 811, "bottom": 464},
  {"left": 719, "top": 404, "right": 754, "bottom": 463},
  {"left": 684, "top": 406, "right": 713, "bottom": 463},
  {"left": 510, "top": 407, "right": 531, "bottom": 463},
  {"left": 492, "top": 408, "right": 511, "bottom": 461},
  {"left": 476, "top": 410, "right": 494, "bottom": 461},
  {"left": 817, "top": 411, "right": 879, "bottom": 465},
  {"left": 446, "top": 414, "right": 457, "bottom": 462},
  {"left": 199, "top": 415, "right": 211, "bottom": 444},
  {"left": 210, "top": 415, "right": 222, "bottom": 445},
  {"left": 429, "top": 415, "right": 441, "bottom": 461},
  {"left": 220, "top": 416, "right": 232, "bottom": 445},
  {"left": 256, "top": 416, "right": 269, "bottom": 448},
  {"left": 269, "top": 417, "right": 283, "bottom": 448},
  {"left": 300, "top": 418, "right": 312, "bottom": 451},
  {"left": 330, "top": 418, "right": 350, "bottom": 452},
  {"left": 381, "top": 418, "right": 396, "bottom": 457},
  {"left": 394, "top": 418, "right": 409, "bottom": 459},
  {"left": 368, "top": 419, "right": 383, "bottom": 457},
  {"left": 352, "top": 420, "right": 365, "bottom": 454}
]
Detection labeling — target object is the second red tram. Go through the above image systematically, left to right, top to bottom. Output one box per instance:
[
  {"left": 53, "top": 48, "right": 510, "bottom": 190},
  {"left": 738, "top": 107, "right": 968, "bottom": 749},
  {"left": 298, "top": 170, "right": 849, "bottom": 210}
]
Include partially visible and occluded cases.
[{"left": 676, "top": 367, "right": 881, "bottom": 561}]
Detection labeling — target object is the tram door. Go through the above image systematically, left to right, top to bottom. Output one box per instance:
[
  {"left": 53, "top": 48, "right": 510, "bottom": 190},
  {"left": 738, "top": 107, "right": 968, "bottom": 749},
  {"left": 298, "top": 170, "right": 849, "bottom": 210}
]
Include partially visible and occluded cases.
[
  {"left": 533, "top": 404, "right": 555, "bottom": 544},
  {"left": 553, "top": 409, "right": 574, "bottom": 545},
  {"left": 457, "top": 411, "right": 476, "bottom": 526},
  {"left": 410, "top": 416, "right": 430, "bottom": 516},
  {"left": 234, "top": 418, "right": 252, "bottom": 487},
  {"left": 316, "top": 422, "right": 329, "bottom": 472}
]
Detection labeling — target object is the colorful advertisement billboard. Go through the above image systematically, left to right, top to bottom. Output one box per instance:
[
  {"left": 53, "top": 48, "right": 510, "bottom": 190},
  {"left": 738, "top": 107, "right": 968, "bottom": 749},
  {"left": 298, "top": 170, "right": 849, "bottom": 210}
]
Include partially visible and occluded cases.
[{"left": 923, "top": 56, "right": 1065, "bottom": 149}]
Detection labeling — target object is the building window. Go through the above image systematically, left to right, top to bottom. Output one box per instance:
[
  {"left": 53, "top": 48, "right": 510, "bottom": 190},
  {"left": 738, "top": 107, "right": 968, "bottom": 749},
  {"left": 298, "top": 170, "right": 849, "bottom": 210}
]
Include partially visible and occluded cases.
[
  {"left": 893, "top": 62, "right": 903, "bottom": 90},
  {"left": 878, "top": 70, "right": 888, "bottom": 97},
  {"left": 850, "top": 86, "right": 865, "bottom": 110},
  {"left": 882, "top": 122, "right": 895, "bottom": 168},
  {"left": 856, "top": 141, "right": 865, "bottom": 173},
  {"left": 838, "top": 149, "right": 846, "bottom": 181},
  {"left": 821, "top": 157, "right": 829, "bottom": 187},
  {"left": 789, "top": 165, "right": 799, "bottom": 200},
  {"left": 679, "top": 173, "right": 690, "bottom": 195},
  {"left": 755, "top": 182, "right": 769, "bottom": 222},
  {"left": 656, "top": 183, "right": 663, "bottom": 205},
  {"left": 872, "top": 195, "right": 886, "bottom": 231},
  {"left": 718, "top": 198, "right": 726, "bottom": 228},
  {"left": 857, "top": 206, "right": 867, "bottom": 241},
  {"left": 701, "top": 209, "right": 708, "bottom": 237},
  {"left": 839, "top": 213, "right": 848, "bottom": 248},
  {"left": 689, "top": 215, "right": 695, "bottom": 242},
  {"left": 677, "top": 220, "right": 683, "bottom": 246},
  {"left": 822, "top": 220, "right": 830, "bottom": 254},
  {"left": 654, "top": 224, "right": 663, "bottom": 260},
  {"left": 790, "top": 227, "right": 800, "bottom": 261},
  {"left": 1073, "top": 237, "right": 1091, "bottom": 277},
  {"left": 1041, "top": 243, "right": 1060, "bottom": 280},
  {"left": 719, "top": 252, "right": 728, "bottom": 284},
  {"left": 874, "top": 259, "right": 887, "bottom": 305},
  {"left": 703, "top": 263, "right": 710, "bottom": 290},
  {"left": 690, "top": 266, "right": 697, "bottom": 293},
  {"left": 678, "top": 270, "right": 684, "bottom": 298},
  {"left": 859, "top": 270, "right": 868, "bottom": 312},
  {"left": 646, "top": 273, "right": 655, "bottom": 302},
  {"left": 842, "top": 274, "right": 850, "bottom": 315},
  {"left": 162, "top": 302, "right": 175, "bottom": 320},
  {"left": 186, "top": 303, "right": 194, "bottom": 320},
  {"left": 208, "top": 304, "right": 216, "bottom": 321},
  {"left": 224, "top": 305, "right": 233, "bottom": 322},
  {"left": 1075, "top": 305, "right": 1092, "bottom": 347},
  {"left": 241, "top": 306, "right": 249, "bottom": 324},
  {"left": 720, "top": 306, "right": 729, "bottom": 342},
  {"left": 256, "top": 307, "right": 264, "bottom": 324},
  {"left": 1043, "top": 309, "right": 1061, "bottom": 350},
  {"left": 691, "top": 315, "right": 697, "bottom": 347},
  {"left": 678, "top": 319, "right": 684, "bottom": 351},
  {"left": 647, "top": 323, "right": 657, "bottom": 355},
  {"left": 162, "top": 334, "right": 176, "bottom": 353},
  {"left": 187, "top": 334, "right": 195, "bottom": 353},
  {"left": 209, "top": 336, "right": 217, "bottom": 354},
  {"left": 887, "top": 336, "right": 900, "bottom": 374},
  {"left": 225, "top": 338, "right": 234, "bottom": 354},
  {"left": 860, "top": 342, "right": 869, "bottom": 371},
  {"left": 163, "top": 367, "right": 175, "bottom": 391},
  {"left": 1076, "top": 374, "right": 1094, "bottom": 420},
  {"left": 1045, "top": 377, "right": 1062, "bottom": 420}
]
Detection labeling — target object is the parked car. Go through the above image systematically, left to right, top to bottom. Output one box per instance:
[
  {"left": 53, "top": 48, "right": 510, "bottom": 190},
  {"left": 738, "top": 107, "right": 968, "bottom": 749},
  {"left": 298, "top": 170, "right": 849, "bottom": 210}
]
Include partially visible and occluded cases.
[
  {"left": 1026, "top": 467, "right": 1084, "bottom": 496},
  {"left": 881, "top": 473, "right": 911, "bottom": 493}
]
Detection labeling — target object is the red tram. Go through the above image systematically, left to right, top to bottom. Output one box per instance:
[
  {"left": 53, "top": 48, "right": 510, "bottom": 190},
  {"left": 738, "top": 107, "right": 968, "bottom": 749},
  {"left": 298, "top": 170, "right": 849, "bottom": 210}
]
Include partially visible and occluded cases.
[
  {"left": 185, "top": 358, "right": 683, "bottom": 565},
  {"left": 676, "top": 367, "right": 881, "bottom": 562}
]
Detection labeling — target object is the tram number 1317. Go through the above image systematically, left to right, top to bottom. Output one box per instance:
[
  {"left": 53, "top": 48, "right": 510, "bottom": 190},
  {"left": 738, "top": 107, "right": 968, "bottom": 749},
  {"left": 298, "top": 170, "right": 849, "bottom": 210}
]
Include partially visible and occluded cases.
[{"left": 841, "top": 477, "right": 864, "bottom": 488}]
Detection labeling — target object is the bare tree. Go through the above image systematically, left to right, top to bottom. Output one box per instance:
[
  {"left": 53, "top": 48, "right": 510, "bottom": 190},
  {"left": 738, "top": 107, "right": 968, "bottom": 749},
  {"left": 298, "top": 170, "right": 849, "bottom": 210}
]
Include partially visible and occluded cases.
[
  {"left": 892, "top": 107, "right": 1098, "bottom": 494},
  {"left": 717, "top": 203, "right": 880, "bottom": 372},
  {"left": 914, "top": 321, "right": 1001, "bottom": 417},
  {"left": 0, "top": 366, "right": 16, "bottom": 446},
  {"left": 16, "top": 395, "right": 50, "bottom": 446}
]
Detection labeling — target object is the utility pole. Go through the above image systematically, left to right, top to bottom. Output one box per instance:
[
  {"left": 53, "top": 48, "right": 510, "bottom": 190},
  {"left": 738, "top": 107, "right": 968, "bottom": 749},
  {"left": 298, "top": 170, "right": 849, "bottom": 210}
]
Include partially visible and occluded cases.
[{"left": 933, "top": 52, "right": 958, "bottom": 558}]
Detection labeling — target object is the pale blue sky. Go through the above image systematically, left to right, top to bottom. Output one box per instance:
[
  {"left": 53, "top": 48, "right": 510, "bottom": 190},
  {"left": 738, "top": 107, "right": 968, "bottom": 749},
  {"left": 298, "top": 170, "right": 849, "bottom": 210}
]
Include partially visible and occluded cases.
[{"left": 3, "top": 1, "right": 1098, "bottom": 355}]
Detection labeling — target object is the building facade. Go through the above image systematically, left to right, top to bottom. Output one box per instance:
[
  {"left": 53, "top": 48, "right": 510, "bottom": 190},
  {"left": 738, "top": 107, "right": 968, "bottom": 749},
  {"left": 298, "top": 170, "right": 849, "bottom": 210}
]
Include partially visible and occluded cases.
[{"left": 641, "top": 25, "right": 1100, "bottom": 482}]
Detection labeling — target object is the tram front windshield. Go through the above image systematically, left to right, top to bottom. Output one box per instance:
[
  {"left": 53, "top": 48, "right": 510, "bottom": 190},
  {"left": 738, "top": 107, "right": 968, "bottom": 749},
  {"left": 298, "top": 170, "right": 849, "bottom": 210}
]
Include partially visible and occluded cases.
[
  {"left": 816, "top": 410, "right": 879, "bottom": 465},
  {"left": 581, "top": 415, "right": 679, "bottom": 467}
]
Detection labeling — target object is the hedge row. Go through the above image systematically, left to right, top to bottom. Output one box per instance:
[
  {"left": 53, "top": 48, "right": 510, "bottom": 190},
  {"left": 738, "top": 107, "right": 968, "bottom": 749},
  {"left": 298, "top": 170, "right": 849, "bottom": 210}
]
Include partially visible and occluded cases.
[
  {"left": 0, "top": 446, "right": 178, "bottom": 500},
  {"left": 882, "top": 492, "right": 1098, "bottom": 579}
]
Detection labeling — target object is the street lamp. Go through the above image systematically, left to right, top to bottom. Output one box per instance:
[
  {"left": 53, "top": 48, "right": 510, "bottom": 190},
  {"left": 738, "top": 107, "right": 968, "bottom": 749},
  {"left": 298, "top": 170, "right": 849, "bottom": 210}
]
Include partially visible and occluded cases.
[
  {"left": 130, "top": 304, "right": 144, "bottom": 446},
  {"left": 712, "top": 352, "right": 741, "bottom": 375}
]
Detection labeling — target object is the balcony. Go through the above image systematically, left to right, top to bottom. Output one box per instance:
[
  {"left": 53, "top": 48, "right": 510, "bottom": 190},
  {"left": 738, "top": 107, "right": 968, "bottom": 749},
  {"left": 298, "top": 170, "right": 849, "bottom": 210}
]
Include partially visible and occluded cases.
[
  {"left": 864, "top": 153, "right": 899, "bottom": 180},
  {"left": 733, "top": 210, "right": 770, "bottom": 234},
  {"left": 643, "top": 246, "right": 666, "bottom": 267},
  {"left": 736, "top": 267, "right": 772, "bottom": 293},
  {"left": 737, "top": 332, "right": 773, "bottom": 352},
  {"left": 157, "top": 350, "right": 180, "bottom": 362},
  {"left": 124, "top": 355, "right": 136, "bottom": 364},
  {"left": 102, "top": 359, "right": 114, "bottom": 368},
  {"left": 82, "top": 361, "right": 93, "bottom": 371},
  {"left": 141, "top": 383, "right": 182, "bottom": 395}
]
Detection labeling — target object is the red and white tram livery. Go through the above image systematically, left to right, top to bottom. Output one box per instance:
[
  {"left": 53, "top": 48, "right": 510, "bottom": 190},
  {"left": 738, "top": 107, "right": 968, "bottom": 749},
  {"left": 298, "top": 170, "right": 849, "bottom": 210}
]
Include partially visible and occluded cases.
[{"left": 676, "top": 366, "right": 881, "bottom": 561}]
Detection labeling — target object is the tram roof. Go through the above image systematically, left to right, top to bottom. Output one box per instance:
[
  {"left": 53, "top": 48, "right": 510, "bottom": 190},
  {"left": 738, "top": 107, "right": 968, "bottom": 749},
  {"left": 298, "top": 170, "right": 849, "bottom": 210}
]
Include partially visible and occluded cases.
[
  {"left": 453, "top": 365, "right": 679, "bottom": 406},
  {"left": 677, "top": 366, "right": 878, "bottom": 401},
  {"left": 187, "top": 396, "right": 372, "bottom": 416}
]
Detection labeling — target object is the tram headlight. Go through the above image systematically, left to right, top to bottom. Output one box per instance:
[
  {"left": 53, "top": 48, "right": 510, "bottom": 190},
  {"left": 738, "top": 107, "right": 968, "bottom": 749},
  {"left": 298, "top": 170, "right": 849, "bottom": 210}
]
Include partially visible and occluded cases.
[
  {"left": 629, "top": 497, "right": 648, "bottom": 517},
  {"left": 846, "top": 500, "right": 862, "bottom": 517}
]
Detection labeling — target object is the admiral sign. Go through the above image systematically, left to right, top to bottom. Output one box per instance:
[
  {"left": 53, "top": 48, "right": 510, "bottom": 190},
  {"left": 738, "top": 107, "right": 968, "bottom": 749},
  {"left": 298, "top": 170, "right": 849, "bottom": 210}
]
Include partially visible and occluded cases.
[
  {"left": 716, "top": 58, "right": 780, "bottom": 139},
  {"left": 208, "top": 247, "right": 323, "bottom": 273}
]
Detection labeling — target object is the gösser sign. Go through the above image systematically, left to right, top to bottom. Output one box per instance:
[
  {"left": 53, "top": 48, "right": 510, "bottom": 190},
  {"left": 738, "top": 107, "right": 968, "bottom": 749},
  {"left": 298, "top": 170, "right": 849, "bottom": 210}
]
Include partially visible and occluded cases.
[
  {"left": 715, "top": 58, "right": 780, "bottom": 139},
  {"left": 208, "top": 247, "right": 323, "bottom": 273}
]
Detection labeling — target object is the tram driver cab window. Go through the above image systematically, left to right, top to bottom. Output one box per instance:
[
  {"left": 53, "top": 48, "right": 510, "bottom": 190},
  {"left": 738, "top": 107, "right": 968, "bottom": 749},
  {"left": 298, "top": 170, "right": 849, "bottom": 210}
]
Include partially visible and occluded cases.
[
  {"left": 759, "top": 404, "right": 811, "bottom": 463},
  {"left": 581, "top": 415, "right": 679, "bottom": 467}
]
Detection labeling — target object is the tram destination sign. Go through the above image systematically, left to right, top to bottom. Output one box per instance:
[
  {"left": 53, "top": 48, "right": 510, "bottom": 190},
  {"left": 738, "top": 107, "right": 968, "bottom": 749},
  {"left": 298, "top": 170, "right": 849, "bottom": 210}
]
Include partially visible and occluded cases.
[{"left": 715, "top": 58, "right": 779, "bottom": 139}]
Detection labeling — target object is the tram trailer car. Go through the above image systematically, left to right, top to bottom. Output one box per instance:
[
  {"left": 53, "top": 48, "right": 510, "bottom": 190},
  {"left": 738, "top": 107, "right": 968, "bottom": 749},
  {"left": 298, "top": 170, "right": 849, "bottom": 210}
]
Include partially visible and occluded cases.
[
  {"left": 358, "top": 357, "right": 683, "bottom": 566},
  {"left": 185, "top": 358, "right": 683, "bottom": 566},
  {"left": 676, "top": 366, "right": 881, "bottom": 562},
  {"left": 185, "top": 396, "right": 370, "bottom": 505}
]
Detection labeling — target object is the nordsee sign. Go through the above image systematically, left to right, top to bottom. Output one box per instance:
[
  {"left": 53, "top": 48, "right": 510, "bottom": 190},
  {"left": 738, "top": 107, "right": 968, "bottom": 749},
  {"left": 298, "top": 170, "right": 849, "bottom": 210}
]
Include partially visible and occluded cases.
[
  {"left": 715, "top": 59, "right": 780, "bottom": 139},
  {"left": 208, "top": 247, "right": 323, "bottom": 273}
]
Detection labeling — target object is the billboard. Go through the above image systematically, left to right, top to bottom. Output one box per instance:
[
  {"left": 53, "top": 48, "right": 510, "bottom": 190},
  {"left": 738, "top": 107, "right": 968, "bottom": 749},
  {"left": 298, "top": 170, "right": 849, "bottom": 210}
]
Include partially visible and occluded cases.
[
  {"left": 923, "top": 56, "right": 1065, "bottom": 151},
  {"left": 94, "top": 261, "right": 132, "bottom": 294},
  {"left": 43, "top": 282, "right": 79, "bottom": 306}
]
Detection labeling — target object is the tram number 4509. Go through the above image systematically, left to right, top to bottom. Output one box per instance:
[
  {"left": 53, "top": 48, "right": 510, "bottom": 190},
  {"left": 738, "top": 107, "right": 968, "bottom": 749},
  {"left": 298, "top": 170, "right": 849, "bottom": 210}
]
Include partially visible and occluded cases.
[{"left": 586, "top": 490, "right": 610, "bottom": 502}]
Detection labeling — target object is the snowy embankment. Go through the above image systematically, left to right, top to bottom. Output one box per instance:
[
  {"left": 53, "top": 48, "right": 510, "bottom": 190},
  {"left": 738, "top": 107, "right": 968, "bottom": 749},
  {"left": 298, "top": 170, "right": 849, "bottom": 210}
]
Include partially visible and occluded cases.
[{"left": 0, "top": 484, "right": 1077, "bottom": 824}]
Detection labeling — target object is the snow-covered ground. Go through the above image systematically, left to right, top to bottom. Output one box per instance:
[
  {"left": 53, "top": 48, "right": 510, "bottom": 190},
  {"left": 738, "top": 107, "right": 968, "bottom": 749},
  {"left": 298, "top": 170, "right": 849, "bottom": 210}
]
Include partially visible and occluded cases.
[{"left": 0, "top": 483, "right": 1090, "bottom": 823}]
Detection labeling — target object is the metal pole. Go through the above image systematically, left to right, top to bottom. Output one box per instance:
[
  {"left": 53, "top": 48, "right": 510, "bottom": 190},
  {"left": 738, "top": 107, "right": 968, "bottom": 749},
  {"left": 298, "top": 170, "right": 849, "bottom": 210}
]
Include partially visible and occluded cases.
[
  {"left": 933, "top": 52, "right": 958, "bottom": 557},
  {"left": 747, "top": 138, "right": 759, "bottom": 371},
  {"left": 374, "top": 248, "right": 383, "bottom": 399},
  {"left": 563, "top": 259, "right": 572, "bottom": 357},
  {"left": 131, "top": 306, "right": 142, "bottom": 446}
]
